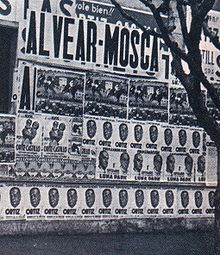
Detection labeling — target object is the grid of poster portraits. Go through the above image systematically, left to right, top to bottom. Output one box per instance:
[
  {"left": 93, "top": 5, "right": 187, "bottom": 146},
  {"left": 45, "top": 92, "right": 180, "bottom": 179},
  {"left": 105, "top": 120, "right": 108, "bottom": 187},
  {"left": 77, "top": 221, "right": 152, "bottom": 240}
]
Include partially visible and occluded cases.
[
  {"left": 11, "top": 62, "right": 214, "bottom": 184},
  {"left": 0, "top": 185, "right": 215, "bottom": 220}
]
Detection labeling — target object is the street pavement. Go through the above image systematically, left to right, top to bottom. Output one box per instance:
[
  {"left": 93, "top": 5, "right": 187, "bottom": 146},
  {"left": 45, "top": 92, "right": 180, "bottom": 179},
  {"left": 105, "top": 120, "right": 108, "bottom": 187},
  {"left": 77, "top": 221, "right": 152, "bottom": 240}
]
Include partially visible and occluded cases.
[{"left": 0, "top": 231, "right": 214, "bottom": 255}]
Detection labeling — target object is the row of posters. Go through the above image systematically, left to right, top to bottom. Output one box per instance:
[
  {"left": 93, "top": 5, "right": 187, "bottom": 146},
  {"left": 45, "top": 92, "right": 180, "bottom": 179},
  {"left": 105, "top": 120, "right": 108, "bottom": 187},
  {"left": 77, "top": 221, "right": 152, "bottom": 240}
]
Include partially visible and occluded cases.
[
  {"left": 1, "top": 61, "right": 212, "bottom": 184},
  {"left": 17, "top": 63, "right": 220, "bottom": 126},
  {"left": 0, "top": 185, "right": 215, "bottom": 220}
]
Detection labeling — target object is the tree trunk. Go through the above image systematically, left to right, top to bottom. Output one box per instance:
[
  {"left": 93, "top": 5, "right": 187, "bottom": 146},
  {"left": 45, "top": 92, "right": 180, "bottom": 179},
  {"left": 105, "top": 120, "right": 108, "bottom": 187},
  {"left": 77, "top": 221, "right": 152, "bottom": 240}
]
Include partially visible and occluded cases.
[{"left": 214, "top": 147, "right": 220, "bottom": 254}]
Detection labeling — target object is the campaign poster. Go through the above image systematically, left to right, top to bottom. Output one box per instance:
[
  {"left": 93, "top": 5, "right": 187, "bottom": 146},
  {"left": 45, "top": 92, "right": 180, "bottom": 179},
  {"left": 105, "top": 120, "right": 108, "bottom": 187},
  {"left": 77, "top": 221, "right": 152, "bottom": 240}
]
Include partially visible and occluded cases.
[
  {"left": 19, "top": 1, "right": 170, "bottom": 81},
  {"left": 35, "top": 68, "right": 84, "bottom": 117},
  {"left": 84, "top": 73, "right": 128, "bottom": 119},
  {"left": 128, "top": 80, "right": 168, "bottom": 122},
  {"left": 169, "top": 86, "right": 199, "bottom": 127},
  {"left": 16, "top": 114, "right": 42, "bottom": 159},
  {"left": 0, "top": 116, "right": 15, "bottom": 164},
  {"left": 42, "top": 116, "right": 69, "bottom": 159},
  {"left": 82, "top": 117, "right": 99, "bottom": 148},
  {"left": 68, "top": 118, "right": 83, "bottom": 160},
  {"left": 96, "top": 118, "right": 115, "bottom": 149},
  {"left": 111, "top": 120, "right": 131, "bottom": 150},
  {"left": 128, "top": 122, "right": 145, "bottom": 151},
  {"left": 145, "top": 123, "right": 162, "bottom": 152},
  {"left": 96, "top": 148, "right": 129, "bottom": 181},
  {"left": 4, "top": 186, "right": 25, "bottom": 220},
  {"left": 25, "top": 186, "right": 45, "bottom": 220},
  {"left": 62, "top": 186, "right": 83, "bottom": 220},
  {"left": 41, "top": 187, "right": 63, "bottom": 220},
  {"left": 80, "top": 187, "right": 100, "bottom": 219},
  {"left": 97, "top": 188, "right": 115, "bottom": 219},
  {"left": 113, "top": 188, "right": 131, "bottom": 218},
  {"left": 129, "top": 188, "right": 146, "bottom": 218},
  {"left": 146, "top": 189, "right": 162, "bottom": 217},
  {"left": 160, "top": 189, "right": 178, "bottom": 217},
  {"left": 177, "top": 189, "right": 193, "bottom": 217},
  {"left": 190, "top": 189, "right": 205, "bottom": 216},
  {"left": 204, "top": 189, "right": 215, "bottom": 216}
]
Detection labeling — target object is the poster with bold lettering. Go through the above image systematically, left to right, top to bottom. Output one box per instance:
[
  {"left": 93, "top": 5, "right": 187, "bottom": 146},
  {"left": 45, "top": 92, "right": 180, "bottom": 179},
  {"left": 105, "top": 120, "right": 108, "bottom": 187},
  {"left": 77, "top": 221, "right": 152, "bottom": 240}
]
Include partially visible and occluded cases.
[
  {"left": 19, "top": 1, "right": 171, "bottom": 81},
  {"left": 35, "top": 68, "right": 84, "bottom": 117},
  {"left": 84, "top": 74, "right": 128, "bottom": 119},
  {"left": 129, "top": 80, "right": 168, "bottom": 122},
  {"left": 16, "top": 114, "right": 42, "bottom": 160},
  {"left": 0, "top": 116, "right": 15, "bottom": 164},
  {"left": 42, "top": 116, "right": 69, "bottom": 159},
  {"left": 96, "top": 148, "right": 130, "bottom": 181},
  {"left": 4, "top": 186, "right": 25, "bottom": 220},
  {"left": 25, "top": 186, "right": 45, "bottom": 220},
  {"left": 97, "top": 188, "right": 115, "bottom": 219},
  {"left": 113, "top": 188, "right": 130, "bottom": 218},
  {"left": 129, "top": 188, "right": 146, "bottom": 218},
  {"left": 146, "top": 189, "right": 162, "bottom": 217},
  {"left": 160, "top": 189, "right": 178, "bottom": 217}
]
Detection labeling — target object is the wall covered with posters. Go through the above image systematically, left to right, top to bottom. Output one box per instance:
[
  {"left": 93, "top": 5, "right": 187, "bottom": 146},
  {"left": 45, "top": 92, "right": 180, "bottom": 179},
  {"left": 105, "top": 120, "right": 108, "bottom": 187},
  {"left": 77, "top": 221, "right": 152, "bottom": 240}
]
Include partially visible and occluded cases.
[{"left": 0, "top": 0, "right": 218, "bottom": 227}]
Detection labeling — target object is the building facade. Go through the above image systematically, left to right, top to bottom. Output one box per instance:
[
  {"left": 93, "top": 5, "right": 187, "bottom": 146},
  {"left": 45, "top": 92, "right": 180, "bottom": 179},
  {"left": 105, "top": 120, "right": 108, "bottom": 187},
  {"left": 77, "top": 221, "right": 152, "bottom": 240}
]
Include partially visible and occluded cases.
[{"left": 0, "top": 0, "right": 218, "bottom": 234}]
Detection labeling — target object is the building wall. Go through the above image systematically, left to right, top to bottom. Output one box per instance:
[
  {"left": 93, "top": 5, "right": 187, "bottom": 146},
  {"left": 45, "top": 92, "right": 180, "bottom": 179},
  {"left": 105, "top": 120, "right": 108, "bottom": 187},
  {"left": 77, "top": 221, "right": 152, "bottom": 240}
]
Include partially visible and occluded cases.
[{"left": 0, "top": 0, "right": 218, "bottom": 234}]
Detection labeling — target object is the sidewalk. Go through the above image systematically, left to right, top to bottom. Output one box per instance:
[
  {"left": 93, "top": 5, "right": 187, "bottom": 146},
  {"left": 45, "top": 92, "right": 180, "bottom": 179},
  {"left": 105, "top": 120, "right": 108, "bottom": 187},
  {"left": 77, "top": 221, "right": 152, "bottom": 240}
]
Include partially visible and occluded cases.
[{"left": 0, "top": 231, "right": 214, "bottom": 255}]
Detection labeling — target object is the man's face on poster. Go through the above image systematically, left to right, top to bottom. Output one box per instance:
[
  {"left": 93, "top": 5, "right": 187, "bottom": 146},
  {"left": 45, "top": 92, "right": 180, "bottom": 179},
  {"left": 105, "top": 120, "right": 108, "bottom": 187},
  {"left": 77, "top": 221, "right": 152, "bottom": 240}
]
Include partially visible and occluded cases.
[
  {"left": 87, "top": 120, "right": 97, "bottom": 139},
  {"left": 103, "top": 122, "right": 113, "bottom": 140},
  {"left": 119, "top": 124, "right": 128, "bottom": 141},
  {"left": 134, "top": 125, "right": 143, "bottom": 143},
  {"left": 149, "top": 125, "right": 158, "bottom": 143},
  {"left": 164, "top": 128, "right": 173, "bottom": 146},
  {"left": 179, "top": 129, "right": 187, "bottom": 147},
  {"left": 192, "top": 131, "right": 201, "bottom": 148},
  {"left": 99, "top": 150, "right": 109, "bottom": 171},
  {"left": 120, "top": 152, "right": 130, "bottom": 174},
  {"left": 133, "top": 153, "right": 143, "bottom": 173},
  {"left": 153, "top": 154, "right": 163, "bottom": 175},
  {"left": 166, "top": 155, "right": 175, "bottom": 175},
  {"left": 185, "top": 155, "right": 193, "bottom": 176},
  {"left": 197, "top": 155, "right": 205, "bottom": 174},
  {"left": 10, "top": 187, "right": 21, "bottom": 208},
  {"left": 30, "top": 188, "right": 41, "bottom": 208},
  {"left": 49, "top": 188, "right": 59, "bottom": 208},
  {"left": 67, "top": 189, "right": 77, "bottom": 208},
  {"left": 85, "top": 189, "right": 95, "bottom": 208},
  {"left": 102, "top": 189, "right": 112, "bottom": 208},
  {"left": 119, "top": 190, "right": 128, "bottom": 208},
  {"left": 135, "top": 190, "right": 144, "bottom": 208},
  {"left": 151, "top": 190, "right": 159, "bottom": 208},
  {"left": 165, "top": 190, "right": 174, "bottom": 208},
  {"left": 181, "top": 191, "right": 189, "bottom": 208},
  {"left": 195, "top": 191, "right": 203, "bottom": 208},
  {"left": 209, "top": 191, "right": 215, "bottom": 208}
]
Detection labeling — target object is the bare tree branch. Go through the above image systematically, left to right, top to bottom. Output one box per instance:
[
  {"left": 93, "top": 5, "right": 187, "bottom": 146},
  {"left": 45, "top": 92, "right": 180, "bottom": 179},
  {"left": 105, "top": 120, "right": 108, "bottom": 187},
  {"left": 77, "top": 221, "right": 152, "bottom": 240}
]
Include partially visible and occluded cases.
[
  {"left": 109, "top": 0, "right": 162, "bottom": 38},
  {"left": 139, "top": 0, "right": 190, "bottom": 62},
  {"left": 176, "top": 0, "right": 190, "bottom": 46},
  {"left": 199, "top": 0, "right": 216, "bottom": 19},
  {"left": 203, "top": 20, "right": 220, "bottom": 50}
]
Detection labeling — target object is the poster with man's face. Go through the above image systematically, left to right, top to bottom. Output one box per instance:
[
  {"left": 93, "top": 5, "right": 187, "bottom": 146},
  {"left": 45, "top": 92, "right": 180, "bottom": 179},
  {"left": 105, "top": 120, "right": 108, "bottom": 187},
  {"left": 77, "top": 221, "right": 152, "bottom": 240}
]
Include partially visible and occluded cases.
[{"left": 96, "top": 148, "right": 131, "bottom": 180}]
